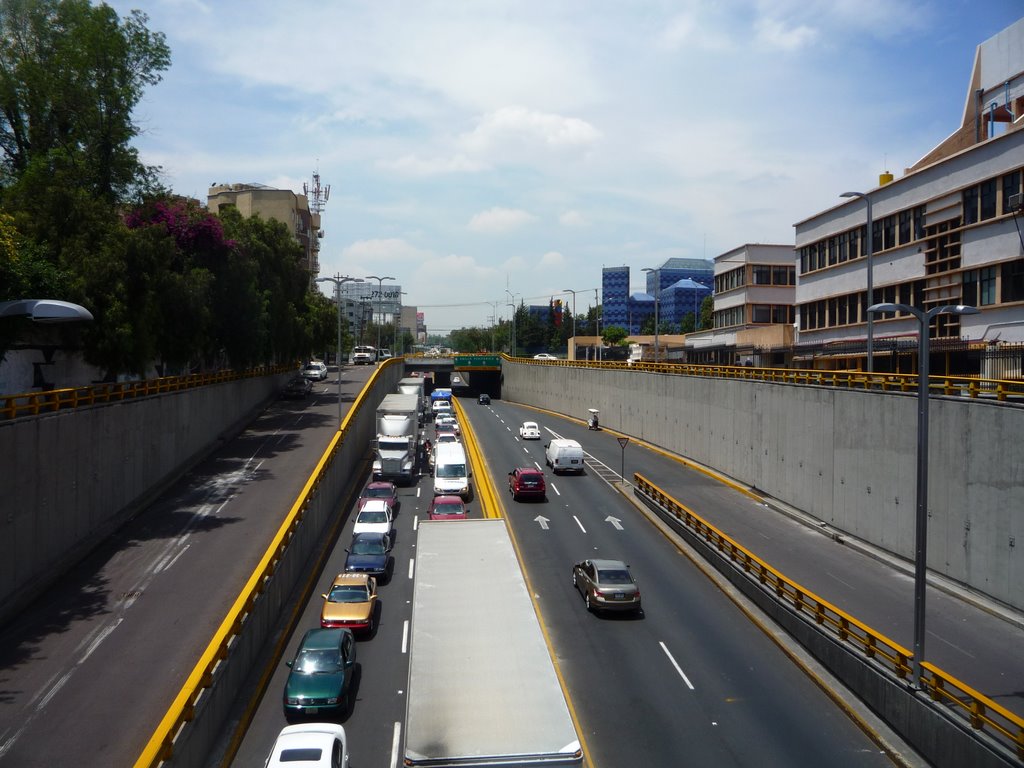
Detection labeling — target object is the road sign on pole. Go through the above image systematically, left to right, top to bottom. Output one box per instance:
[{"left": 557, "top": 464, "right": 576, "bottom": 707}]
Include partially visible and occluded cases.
[{"left": 617, "top": 437, "right": 629, "bottom": 484}]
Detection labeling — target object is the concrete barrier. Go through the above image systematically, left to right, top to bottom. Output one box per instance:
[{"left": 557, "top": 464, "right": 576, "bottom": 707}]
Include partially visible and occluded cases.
[{"left": 501, "top": 361, "right": 1024, "bottom": 611}]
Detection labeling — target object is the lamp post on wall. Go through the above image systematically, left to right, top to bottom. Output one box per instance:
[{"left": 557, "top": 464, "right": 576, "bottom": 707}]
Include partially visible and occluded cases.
[
  {"left": 841, "top": 191, "right": 875, "bottom": 373},
  {"left": 642, "top": 268, "right": 660, "bottom": 362},
  {"left": 315, "top": 275, "right": 362, "bottom": 424},
  {"left": 366, "top": 275, "right": 395, "bottom": 362},
  {"left": 562, "top": 289, "right": 577, "bottom": 360},
  {"left": 868, "top": 301, "right": 979, "bottom": 688}
]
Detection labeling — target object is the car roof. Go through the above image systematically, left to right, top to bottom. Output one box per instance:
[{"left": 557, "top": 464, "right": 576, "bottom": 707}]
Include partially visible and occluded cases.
[
  {"left": 522, "top": 421, "right": 538, "bottom": 427},
  {"left": 514, "top": 467, "right": 543, "bottom": 475},
  {"left": 363, "top": 481, "right": 395, "bottom": 491},
  {"left": 431, "top": 494, "right": 465, "bottom": 504},
  {"left": 358, "top": 499, "right": 390, "bottom": 512},
  {"left": 351, "top": 531, "right": 387, "bottom": 542},
  {"left": 590, "top": 558, "right": 630, "bottom": 570},
  {"left": 330, "top": 572, "right": 372, "bottom": 586},
  {"left": 300, "top": 627, "right": 348, "bottom": 649}
]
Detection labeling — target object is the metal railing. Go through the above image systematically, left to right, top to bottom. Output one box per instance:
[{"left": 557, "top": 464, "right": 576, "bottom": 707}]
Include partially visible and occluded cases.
[
  {"left": 507, "top": 354, "right": 1024, "bottom": 403},
  {"left": 2, "top": 365, "right": 295, "bottom": 420},
  {"left": 633, "top": 473, "right": 1024, "bottom": 761}
]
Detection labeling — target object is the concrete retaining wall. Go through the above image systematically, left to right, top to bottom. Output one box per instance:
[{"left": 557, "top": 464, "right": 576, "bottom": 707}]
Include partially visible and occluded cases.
[
  {"left": 503, "top": 362, "right": 1024, "bottom": 610},
  {"left": 0, "top": 372, "right": 290, "bottom": 623}
]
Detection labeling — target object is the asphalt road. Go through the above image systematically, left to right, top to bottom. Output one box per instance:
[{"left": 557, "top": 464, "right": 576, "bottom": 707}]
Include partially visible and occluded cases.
[
  {"left": 0, "top": 366, "right": 374, "bottom": 768},
  {"left": 227, "top": 393, "right": 909, "bottom": 767}
]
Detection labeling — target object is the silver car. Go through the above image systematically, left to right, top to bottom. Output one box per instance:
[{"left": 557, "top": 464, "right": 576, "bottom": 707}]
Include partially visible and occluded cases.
[{"left": 572, "top": 559, "right": 642, "bottom": 614}]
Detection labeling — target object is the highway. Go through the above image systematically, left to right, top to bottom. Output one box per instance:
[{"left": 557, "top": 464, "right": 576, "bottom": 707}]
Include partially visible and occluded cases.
[
  {"left": 0, "top": 366, "right": 376, "bottom": 768},
  {"left": 225, "top": 390, "right": 911, "bottom": 767}
]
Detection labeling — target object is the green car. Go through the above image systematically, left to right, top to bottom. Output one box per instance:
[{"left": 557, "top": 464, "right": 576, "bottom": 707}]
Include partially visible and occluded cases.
[{"left": 283, "top": 628, "right": 357, "bottom": 722}]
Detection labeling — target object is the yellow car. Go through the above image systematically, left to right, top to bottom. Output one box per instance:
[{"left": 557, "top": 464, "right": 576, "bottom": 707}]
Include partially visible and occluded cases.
[{"left": 320, "top": 573, "right": 378, "bottom": 634}]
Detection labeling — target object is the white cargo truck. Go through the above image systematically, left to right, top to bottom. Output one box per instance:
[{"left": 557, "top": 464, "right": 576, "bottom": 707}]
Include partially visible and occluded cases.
[
  {"left": 397, "top": 376, "right": 427, "bottom": 423},
  {"left": 372, "top": 393, "right": 419, "bottom": 484},
  {"left": 405, "top": 520, "right": 582, "bottom": 767}
]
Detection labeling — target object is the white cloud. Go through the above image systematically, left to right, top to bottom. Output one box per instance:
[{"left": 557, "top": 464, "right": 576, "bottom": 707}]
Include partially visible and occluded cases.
[
  {"left": 755, "top": 18, "right": 818, "bottom": 51},
  {"left": 461, "top": 107, "right": 601, "bottom": 156},
  {"left": 382, "top": 153, "right": 487, "bottom": 176},
  {"left": 467, "top": 207, "right": 538, "bottom": 233},
  {"left": 559, "top": 210, "right": 588, "bottom": 227},
  {"left": 540, "top": 251, "right": 565, "bottom": 268}
]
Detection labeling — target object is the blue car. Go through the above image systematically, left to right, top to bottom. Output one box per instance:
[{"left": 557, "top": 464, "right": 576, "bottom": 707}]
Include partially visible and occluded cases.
[{"left": 344, "top": 532, "right": 392, "bottom": 580}]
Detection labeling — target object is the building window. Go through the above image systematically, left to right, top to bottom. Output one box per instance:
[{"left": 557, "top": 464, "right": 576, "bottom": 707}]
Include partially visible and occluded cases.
[
  {"left": 1003, "top": 171, "right": 1021, "bottom": 214},
  {"left": 980, "top": 179, "right": 997, "bottom": 220},
  {"left": 963, "top": 186, "right": 979, "bottom": 225},
  {"left": 913, "top": 206, "right": 926, "bottom": 240},
  {"left": 898, "top": 211, "right": 912, "bottom": 245},
  {"left": 881, "top": 215, "right": 896, "bottom": 250},
  {"left": 872, "top": 219, "right": 883, "bottom": 252},
  {"left": 850, "top": 226, "right": 861, "bottom": 260},
  {"left": 838, "top": 231, "right": 849, "bottom": 263},
  {"left": 1003, "top": 259, "right": 1024, "bottom": 302},
  {"left": 753, "top": 265, "right": 771, "bottom": 284},
  {"left": 772, "top": 266, "right": 789, "bottom": 285},
  {"left": 964, "top": 267, "right": 998, "bottom": 306}
]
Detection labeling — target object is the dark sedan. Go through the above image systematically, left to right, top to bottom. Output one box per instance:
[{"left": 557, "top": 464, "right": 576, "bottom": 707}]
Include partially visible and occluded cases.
[
  {"left": 281, "top": 376, "right": 313, "bottom": 399},
  {"left": 343, "top": 532, "right": 392, "bottom": 579},
  {"left": 572, "top": 558, "right": 642, "bottom": 615},
  {"left": 283, "top": 628, "right": 357, "bottom": 722}
]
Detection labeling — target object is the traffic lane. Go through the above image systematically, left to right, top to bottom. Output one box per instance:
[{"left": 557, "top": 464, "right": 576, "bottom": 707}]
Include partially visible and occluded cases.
[
  {"left": 0, "top": 366, "right": 374, "bottom": 768},
  {"left": 463, "top": 402, "right": 895, "bottom": 766},
  {"left": 555, "top": 413, "right": 1024, "bottom": 713},
  {"left": 229, "top": 469, "right": 432, "bottom": 767}
]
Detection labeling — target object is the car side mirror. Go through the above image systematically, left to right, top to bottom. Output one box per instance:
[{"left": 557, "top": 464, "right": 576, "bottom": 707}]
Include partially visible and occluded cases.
[{"left": 321, "top": 593, "right": 328, "bottom": 599}]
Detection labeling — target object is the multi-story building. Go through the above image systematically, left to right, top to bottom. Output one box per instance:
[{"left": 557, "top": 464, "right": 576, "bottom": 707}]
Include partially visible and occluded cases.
[
  {"left": 793, "top": 17, "right": 1024, "bottom": 373},
  {"left": 206, "top": 183, "right": 321, "bottom": 276},
  {"left": 603, "top": 260, "right": 714, "bottom": 335},
  {"left": 601, "top": 266, "right": 630, "bottom": 330}
]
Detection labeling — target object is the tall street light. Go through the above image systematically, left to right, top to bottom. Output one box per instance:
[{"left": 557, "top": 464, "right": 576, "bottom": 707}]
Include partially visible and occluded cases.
[
  {"left": 842, "top": 191, "right": 875, "bottom": 373},
  {"left": 642, "top": 268, "right": 660, "bottom": 362},
  {"left": 315, "top": 275, "right": 362, "bottom": 425},
  {"left": 366, "top": 275, "right": 395, "bottom": 361},
  {"left": 594, "top": 288, "right": 602, "bottom": 361},
  {"left": 562, "top": 289, "right": 577, "bottom": 360},
  {"left": 505, "top": 290, "right": 518, "bottom": 356},
  {"left": 0, "top": 299, "right": 94, "bottom": 323},
  {"left": 868, "top": 301, "right": 978, "bottom": 688}
]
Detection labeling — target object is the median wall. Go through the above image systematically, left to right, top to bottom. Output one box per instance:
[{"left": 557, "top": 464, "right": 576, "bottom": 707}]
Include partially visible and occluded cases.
[
  {"left": 502, "top": 362, "right": 1024, "bottom": 611},
  {"left": 0, "top": 372, "right": 290, "bottom": 623}
]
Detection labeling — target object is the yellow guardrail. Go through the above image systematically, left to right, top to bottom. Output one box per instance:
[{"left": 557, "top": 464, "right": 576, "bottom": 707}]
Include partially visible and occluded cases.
[
  {"left": 505, "top": 354, "right": 1024, "bottom": 403},
  {"left": 132, "top": 361, "right": 395, "bottom": 768},
  {"left": 2, "top": 364, "right": 295, "bottom": 420},
  {"left": 452, "top": 396, "right": 501, "bottom": 519},
  {"left": 633, "top": 473, "right": 1024, "bottom": 761}
]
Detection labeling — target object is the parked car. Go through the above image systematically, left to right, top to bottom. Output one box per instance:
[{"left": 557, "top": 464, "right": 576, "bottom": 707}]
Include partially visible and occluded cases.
[
  {"left": 533, "top": 353, "right": 557, "bottom": 360},
  {"left": 302, "top": 361, "right": 328, "bottom": 380},
  {"left": 282, "top": 376, "right": 313, "bottom": 399},
  {"left": 478, "top": 393, "right": 491, "bottom": 405},
  {"left": 519, "top": 421, "right": 541, "bottom": 440},
  {"left": 508, "top": 467, "right": 547, "bottom": 501},
  {"left": 358, "top": 481, "right": 398, "bottom": 511},
  {"left": 427, "top": 494, "right": 468, "bottom": 520},
  {"left": 352, "top": 500, "right": 393, "bottom": 536},
  {"left": 344, "top": 532, "right": 392, "bottom": 578},
  {"left": 571, "top": 559, "right": 642, "bottom": 614},
  {"left": 321, "top": 573, "right": 378, "bottom": 634},
  {"left": 283, "top": 628, "right": 358, "bottom": 722},
  {"left": 265, "top": 723, "right": 349, "bottom": 768}
]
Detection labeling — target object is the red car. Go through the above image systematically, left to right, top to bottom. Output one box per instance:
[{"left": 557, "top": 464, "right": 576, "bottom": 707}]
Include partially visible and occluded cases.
[
  {"left": 508, "top": 468, "right": 547, "bottom": 501},
  {"left": 359, "top": 481, "right": 398, "bottom": 511},
  {"left": 428, "top": 495, "right": 468, "bottom": 520}
]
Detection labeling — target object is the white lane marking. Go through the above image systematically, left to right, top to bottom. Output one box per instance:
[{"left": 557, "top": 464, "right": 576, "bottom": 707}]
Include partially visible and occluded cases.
[
  {"left": 523, "top": 446, "right": 529, "bottom": 453},
  {"left": 534, "top": 461, "right": 542, "bottom": 470},
  {"left": 551, "top": 483, "right": 561, "bottom": 497},
  {"left": 416, "top": 486, "right": 421, "bottom": 498},
  {"left": 413, "top": 515, "right": 420, "bottom": 531},
  {"left": 573, "top": 515, "right": 587, "bottom": 533},
  {"left": 535, "top": 516, "right": 550, "bottom": 530},
  {"left": 605, "top": 516, "right": 623, "bottom": 530},
  {"left": 159, "top": 543, "right": 191, "bottom": 574},
  {"left": 408, "top": 558, "right": 415, "bottom": 580},
  {"left": 825, "top": 571, "right": 854, "bottom": 589},
  {"left": 80, "top": 619, "right": 123, "bottom": 663},
  {"left": 402, "top": 620, "right": 410, "bottom": 654},
  {"left": 929, "top": 629, "right": 977, "bottom": 658},
  {"left": 660, "top": 641, "right": 695, "bottom": 690},
  {"left": 36, "top": 670, "right": 74, "bottom": 711},
  {"left": 390, "top": 722, "right": 402, "bottom": 768}
]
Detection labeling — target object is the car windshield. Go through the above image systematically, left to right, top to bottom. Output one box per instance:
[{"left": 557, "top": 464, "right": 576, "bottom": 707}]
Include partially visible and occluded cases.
[
  {"left": 436, "top": 463, "right": 466, "bottom": 478},
  {"left": 363, "top": 487, "right": 392, "bottom": 499},
  {"left": 433, "top": 502, "right": 463, "bottom": 515},
  {"left": 358, "top": 510, "right": 388, "bottom": 524},
  {"left": 351, "top": 537, "right": 385, "bottom": 555},
  {"left": 598, "top": 568, "right": 633, "bottom": 585},
  {"left": 328, "top": 585, "right": 369, "bottom": 603},
  {"left": 293, "top": 647, "right": 342, "bottom": 674}
]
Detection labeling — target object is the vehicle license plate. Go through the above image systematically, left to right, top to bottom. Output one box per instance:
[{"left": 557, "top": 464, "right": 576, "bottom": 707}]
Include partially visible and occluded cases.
[
  {"left": 571, "top": 459, "right": 579, "bottom": 464},
  {"left": 614, "top": 593, "right": 625, "bottom": 599},
  {"left": 304, "top": 707, "right": 319, "bottom": 714}
]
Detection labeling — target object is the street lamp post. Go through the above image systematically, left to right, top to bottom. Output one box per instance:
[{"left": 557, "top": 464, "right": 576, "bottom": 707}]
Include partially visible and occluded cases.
[
  {"left": 842, "top": 191, "right": 875, "bottom": 373},
  {"left": 642, "top": 268, "right": 660, "bottom": 362},
  {"left": 315, "top": 275, "right": 362, "bottom": 424},
  {"left": 366, "top": 275, "right": 395, "bottom": 361},
  {"left": 594, "top": 288, "right": 601, "bottom": 361},
  {"left": 563, "top": 289, "right": 577, "bottom": 360},
  {"left": 505, "top": 290, "right": 518, "bottom": 356},
  {"left": 868, "top": 301, "right": 979, "bottom": 688}
]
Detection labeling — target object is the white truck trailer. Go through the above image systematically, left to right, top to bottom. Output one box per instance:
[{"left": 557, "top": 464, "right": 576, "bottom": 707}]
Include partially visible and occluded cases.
[
  {"left": 397, "top": 376, "right": 427, "bottom": 423},
  {"left": 372, "top": 393, "right": 419, "bottom": 484},
  {"left": 405, "top": 520, "right": 582, "bottom": 767}
]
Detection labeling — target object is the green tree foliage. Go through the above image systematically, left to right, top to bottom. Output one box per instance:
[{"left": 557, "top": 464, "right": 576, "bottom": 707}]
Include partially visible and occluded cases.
[{"left": 602, "top": 325, "right": 628, "bottom": 346}]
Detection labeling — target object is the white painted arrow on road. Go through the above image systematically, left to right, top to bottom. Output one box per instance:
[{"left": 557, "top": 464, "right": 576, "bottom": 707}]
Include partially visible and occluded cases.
[
  {"left": 535, "top": 516, "right": 550, "bottom": 530},
  {"left": 605, "top": 516, "right": 623, "bottom": 530}
]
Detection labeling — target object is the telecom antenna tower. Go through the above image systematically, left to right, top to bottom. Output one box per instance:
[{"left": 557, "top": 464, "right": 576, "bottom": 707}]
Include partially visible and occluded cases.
[{"left": 304, "top": 168, "right": 330, "bottom": 215}]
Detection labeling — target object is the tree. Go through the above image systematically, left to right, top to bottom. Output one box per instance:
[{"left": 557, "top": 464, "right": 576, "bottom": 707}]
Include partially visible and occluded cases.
[
  {"left": 0, "top": 0, "right": 170, "bottom": 200},
  {"left": 602, "top": 325, "right": 628, "bottom": 346}
]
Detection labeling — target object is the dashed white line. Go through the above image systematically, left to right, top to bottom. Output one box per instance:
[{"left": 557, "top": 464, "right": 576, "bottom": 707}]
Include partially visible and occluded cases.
[
  {"left": 551, "top": 484, "right": 561, "bottom": 497},
  {"left": 573, "top": 515, "right": 587, "bottom": 533},
  {"left": 408, "top": 558, "right": 415, "bottom": 580},
  {"left": 402, "top": 620, "right": 410, "bottom": 654},
  {"left": 659, "top": 641, "right": 695, "bottom": 690},
  {"left": 390, "top": 722, "right": 402, "bottom": 768}
]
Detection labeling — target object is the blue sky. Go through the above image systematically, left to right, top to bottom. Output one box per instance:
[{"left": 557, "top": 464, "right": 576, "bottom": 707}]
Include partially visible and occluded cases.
[{"left": 111, "top": 1, "right": 1023, "bottom": 333}]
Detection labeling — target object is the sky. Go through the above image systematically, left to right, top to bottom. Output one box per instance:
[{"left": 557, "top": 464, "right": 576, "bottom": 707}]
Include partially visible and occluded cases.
[{"left": 109, "top": 0, "right": 1023, "bottom": 334}]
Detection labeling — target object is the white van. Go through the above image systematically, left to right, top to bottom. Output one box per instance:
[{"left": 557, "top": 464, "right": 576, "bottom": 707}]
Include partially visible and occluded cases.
[
  {"left": 352, "top": 345, "right": 377, "bottom": 365},
  {"left": 544, "top": 439, "right": 585, "bottom": 474},
  {"left": 433, "top": 442, "right": 471, "bottom": 499}
]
